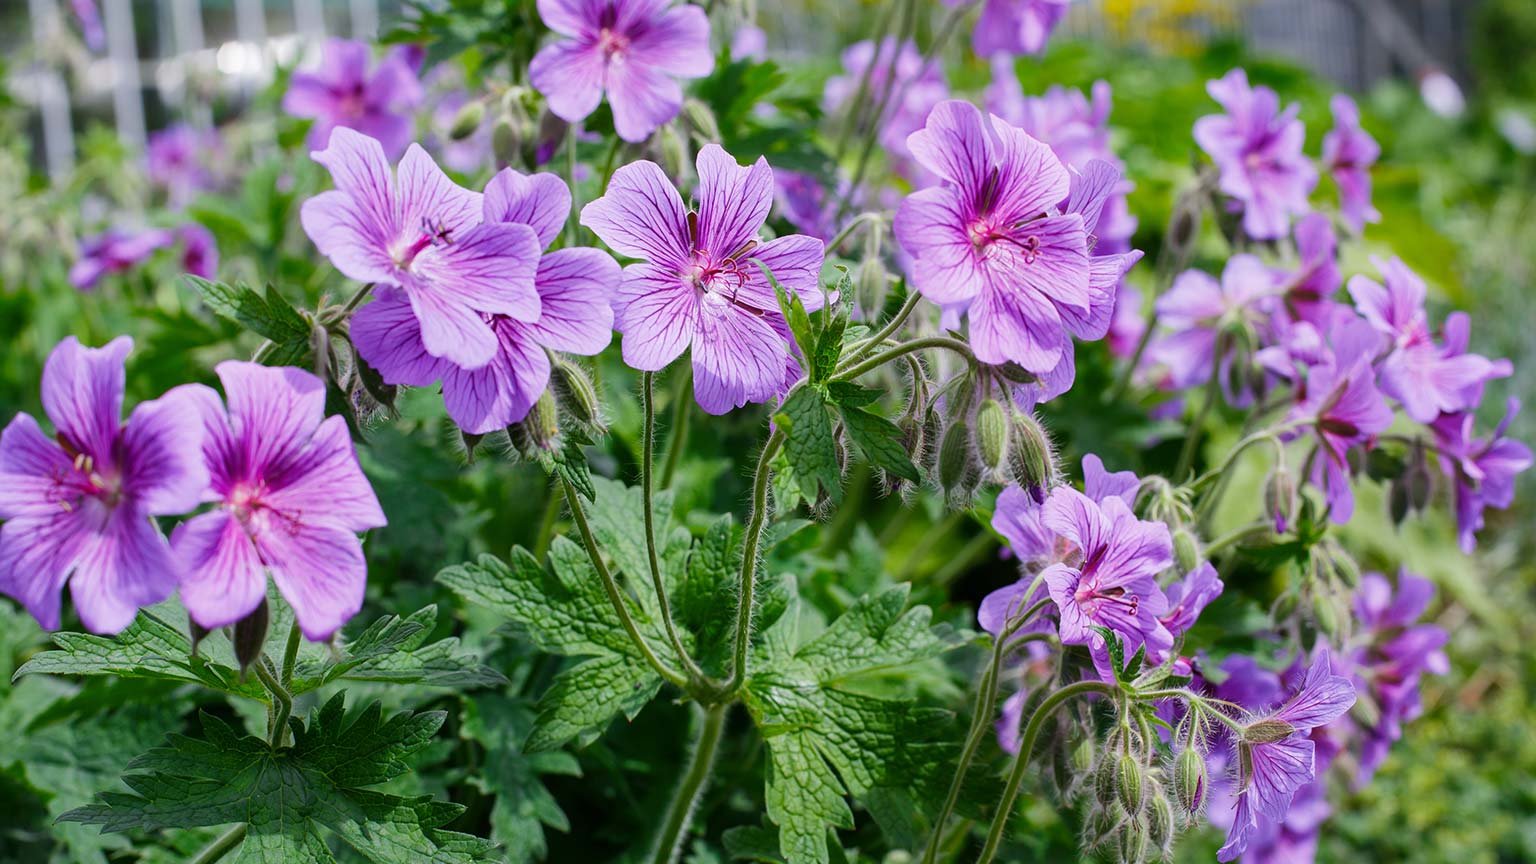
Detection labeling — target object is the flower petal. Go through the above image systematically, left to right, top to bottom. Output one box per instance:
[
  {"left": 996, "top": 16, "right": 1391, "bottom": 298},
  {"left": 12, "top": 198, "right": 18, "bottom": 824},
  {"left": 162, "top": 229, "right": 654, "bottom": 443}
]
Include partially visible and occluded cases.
[
  {"left": 629, "top": 4, "right": 714, "bottom": 77},
  {"left": 529, "top": 41, "right": 607, "bottom": 126},
  {"left": 607, "top": 60, "right": 684, "bottom": 143},
  {"left": 907, "top": 100, "right": 994, "bottom": 193},
  {"left": 310, "top": 127, "right": 400, "bottom": 247},
  {"left": 395, "top": 143, "right": 484, "bottom": 238},
  {"left": 695, "top": 145, "right": 774, "bottom": 260},
  {"left": 580, "top": 159, "right": 692, "bottom": 267},
  {"left": 483, "top": 169, "right": 572, "bottom": 249},
  {"left": 894, "top": 187, "right": 986, "bottom": 305},
  {"left": 300, "top": 189, "right": 399, "bottom": 284},
  {"left": 409, "top": 222, "right": 543, "bottom": 322},
  {"left": 745, "top": 234, "right": 826, "bottom": 314},
  {"left": 525, "top": 247, "right": 618, "bottom": 354},
  {"left": 615, "top": 262, "right": 699, "bottom": 371},
  {"left": 350, "top": 287, "right": 447, "bottom": 387},
  {"left": 691, "top": 293, "right": 789, "bottom": 414},
  {"left": 442, "top": 324, "right": 551, "bottom": 433},
  {"left": 41, "top": 336, "right": 130, "bottom": 464},
  {"left": 215, "top": 362, "right": 326, "bottom": 480},
  {"left": 119, "top": 385, "right": 209, "bottom": 516},
  {"left": 0, "top": 414, "right": 73, "bottom": 518},
  {"left": 262, "top": 415, "right": 387, "bottom": 532},
  {"left": 70, "top": 506, "right": 178, "bottom": 635},
  {"left": 0, "top": 508, "right": 93, "bottom": 630},
  {"left": 172, "top": 511, "right": 267, "bottom": 631},
  {"left": 255, "top": 516, "right": 367, "bottom": 641}
]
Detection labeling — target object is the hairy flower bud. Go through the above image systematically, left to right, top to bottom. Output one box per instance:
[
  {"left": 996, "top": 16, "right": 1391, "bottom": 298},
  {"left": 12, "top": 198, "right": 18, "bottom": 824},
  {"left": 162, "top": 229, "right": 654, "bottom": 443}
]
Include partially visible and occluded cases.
[
  {"left": 682, "top": 97, "right": 721, "bottom": 142},
  {"left": 449, "top": 100, "right": 486, "bottom": 141},
  {"left": 492, "top": 118, "right": 521, "bottom": 167},
  {"left": 659, "top": 124, "right": 689, "bottom": 180},
  {"left": 855, "top": 256, "right": 888, "bottom": 321},
  {"left": 551, "top": 358, "right": 603, "bottom": 432},
  {"left": 994, "top": 362, "right": 1039, "bottom": 385},
  {"left": 510, "top": 392, "right": 560, "bottom": 455},
  {"left": 975, "top": 398, "right": 1008, "bottom": 474},
  {"left": 1008, "top": 411, "right": 1055, "bottom": 501},
  {"left": 938, "top": 419, "right": 975, "bottom": 495},
  {"left": 1265, "top": 466, "right": 1297, "bottom": 533},
  {"left": 1172, "top": 529, "right": 1202, "bottom": 575},
  {"left": 1329, "top": 545, "right": 1361, "bottom": 589},
  {"left": 1310, "top": 590, "right": 1340, "bottom": 640},
  {"left": 233, "top": 596, "right": 270, "bottom": 675},
  {"left": 188, "top": 619, "right": 211, "bottom": 657},
  {"left": 1241, "top": 718, "right": 1297, "bottom": 744},
  {"left": 1073, "top": 737, "right": 1095, "bottom": 774},
  {"left": 1174, "top": 747, "right": 1206, "bottom": 814},
  {"left": 1116, "top": 753, "right": 1145, "bottom": 815},
  {"left": 1095, "top": 754, "right": 1119, "bottom": 809},
  {"left": 1147, "top": 786, "right": 1175, "bottom": 853},
  {"left": 1118, "top": 817, "right": 1150, "bottom": 864}
]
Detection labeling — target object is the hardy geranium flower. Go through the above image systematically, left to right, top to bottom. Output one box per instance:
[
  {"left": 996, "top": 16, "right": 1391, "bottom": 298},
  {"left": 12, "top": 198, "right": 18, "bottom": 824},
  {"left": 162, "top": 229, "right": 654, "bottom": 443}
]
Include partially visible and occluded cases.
[
  {"left": 529, "top": 0, "right": 713, "bottom": 143},
  {"left": 947, "top": 0, "right": 1072, "bottom": 57},
  {"left": 283, "top": 38, "right": 424, "bottom": 159},
  {"left": 824, "top": 38, "right": 949, "bottom": 173},
  {"left": 1194, "top": 69, "right": 1317, "bottom": 240},
  {"left": 1321, "top": 94, "right": 1381, "bottom": 234},
  {"left": 894, "top": 100, "right": 1094, "bottom": 375},
  {"left": 146, "top": 124, "right": 222, "bottom": 207},
  {"left": 301, "top": 127, "right": 542, "bottom": 370},
  {"left": 581, "top": 145, "right": 825, "bottom": 414},
  {"left": 352, "top": 170, "right": 619, "bottom": 432},
  {"left": 1274, "top": 212, "right": 1341, "bottom": 328},
  {"left": 177, "top": 223, "right": 219, "bottom": 280},
  {"left": 70, "top": 228, "right": 176, "bottom": 291},
  {"left": 1149, "top": 254, "right": 1273, "bottom": 399},
  {"left": 1347, "top": 256, "right": 1508, "bottom": 423},
  {"left": 0, "top": 337, "right": 206, "bottom": 634},
  {"left": 174, "top": 362, "right": 386, "bottom": 641},
  {"left": 1432, "top": 399, "right": 1532, "bottom": 552},
  {"left": 1039, "top": 485, "right": 1173, "bottom": 666},
  {"left": 1349, "top": 570, "right": 1448, "bottom": 782},
  {"left": 1219, "top": 651, "right": 1355, "bottom": 862}
]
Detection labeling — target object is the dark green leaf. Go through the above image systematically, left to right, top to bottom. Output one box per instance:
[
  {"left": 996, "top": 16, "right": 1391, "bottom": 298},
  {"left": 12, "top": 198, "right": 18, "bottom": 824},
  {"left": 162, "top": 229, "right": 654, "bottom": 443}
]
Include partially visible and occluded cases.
[
  {"left": 774, "top": 388, "right": 841, "bottom": 504},
  {"left": 838, "top": 407, "right": 919, "bottom": 482}
]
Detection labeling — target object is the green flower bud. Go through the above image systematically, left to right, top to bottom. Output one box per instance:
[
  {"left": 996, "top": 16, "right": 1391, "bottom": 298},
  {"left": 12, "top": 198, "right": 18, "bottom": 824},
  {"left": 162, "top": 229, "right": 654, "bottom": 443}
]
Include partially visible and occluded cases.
[
  {"left": 682, "top": 97, "right": 720, "bottom": 142},
  {"left": 449, "top": 100, "right": 486, "bottom": 140},
  {"left": 492, "top": 118, "right": 520, "bottom": 167},
  {"left": 659, "top": 124, "right": 689, "bottom": 180},
  {"left": 855, "top": 255, "right": 889, "bottom": 321},
  {"left": 551, "top": 358, "right": 603, "bottom": 432},
  {"left": 994, "top": 362, "right": 1039, "bottom": 385},
  {"left": 510, "top": 392, "right": 560, "bottom": 455},
  {"left": 975, "top": 398, "right": 1008, "bottom": 473},
  {"left": 1008, "top": 411, "right": 1055, "bottom": 500},
  {"left": 938, "top": 420, "right": 976, "bottom": 497},
  {"left": 1265, "top": 466, "right": 1297, "bottom": 532},
  {"left": 1173, "top": 529, "right": 1202, "bottom": 575},
  {"left": 1330, "top": 545, "right": 1361, "bottom": 589},
  {"left": 1271, "top": 590, "right": 1299, "bottom": 622},
  {"left": 1310, "top": 590, "right": 1340, "bottom": 640},
  {"left": 233, "top": 597, "right": 270, "bottom": 676},
  {"left": 188, "top": 619, "right": 210, "bottom": 658},
  {"left": 1241, "top": 718, "right": 1297, "bottom": 744},
  {"left": 1073, "top": 737, "right": 1095, "bottom": 773},
  {"left": 1174, "top": 747, "right": 1206, "bottom": 814},
  {"left": 1116, "top": 753, "right": 1145, "bottom": 815},
  {"left": 1095, "top": 755, "right": 1119, "bottom": 809},
  {"left": 1147, "top": 787, "right": 1175, "bottom": 854},
  {"left": 1118, "top": 817, "right": 1150, "bottom": 864}
]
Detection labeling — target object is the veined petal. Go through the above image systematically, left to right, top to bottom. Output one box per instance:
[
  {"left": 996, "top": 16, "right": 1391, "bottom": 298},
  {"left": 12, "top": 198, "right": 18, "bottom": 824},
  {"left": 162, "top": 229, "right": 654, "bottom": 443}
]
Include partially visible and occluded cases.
[
  {"left": 537, "top": 0, "right": 604, "bottom": 38},
  {"left": 629, "top": 4, "right": 714, "bottom": 77},
  {"left": 529, "top": 41, "right": 607, "bottom": 126},
  {"left": 608, "top": 61, "right": 684, "bottom": 143},
  {"left": 907, "top": 100, "right": 994, "bottom": 193},
  {"left": 990, "top": 120, "right": 1072, "bottom": 226},
  {"left": 310, "top": 127, "right": 400, "bottom": 244},
  {"left": 395, "top": 143, "right": 483, "bottom": 238},
  {"left": 695, "top": 145, "right": 774, "bottom": 259},
  {"left": 580, "top": 160, "right": 692, "bottom": 267},
  {"left": 483, "top": 169, "right": 572, "bottom": 250},
  {"left": 894, "top": 187, "right": 987, "bottom": 305},
  {"left": 300, "top": 189, "right": 398, "bottom": 284},
  {"left": 410, "top": 222, "right": 543, "bottom": 322},
  {"left": 746, "top": 234, "right": 827, "bottom": 313},
  {"left": 526, "top": 247, "right": 619, "bottom": 354},
  {"left": 615, "top": 263, "right": 699, "bottom": 371},
  {"left": 968, "top": 275, "right": 1067, "bottom": 371},
  {"left": 405, "top": 281, "right": 501, "bottom": 369},
  {"left": 350, "top": 287, "right": 447, "bottom": 387},
  {"left": 691, "top": 293, "right": 789, "bottom": 414},
  {"left": 442, "top": 325, "right": 551, "bottom": 433},
  {"left": 41, "top": 336, "right": 130, "bottom": 465},
  {"left": 215, "top": 362, "right": 326, "bottom": 481},
  {"left": 119, "top": 385, "right": 209, "bottom": 516},
  {"left": 0, "top": 414, "right": 72, "bottom": 517},
  {"left": 263, "top": 416, "right": 386, "bottom": 532},
  {"left": 70, "top": 506, "right": 178, "bottom": 635},
  {"left": 0, "top": 507, "right": 94, "bottom": 630},
  {"left": 172, "top": 511, "right": 266, "bottom": 631},
  {"left": 255, "top": 516, "right": 367, "bottom": 641},
  {"left": 1275, "top": 650, "right": 1356, "bottom": 729},
  {"left": 1246, "top": 735, "right": 1315, "bottom": 820}
]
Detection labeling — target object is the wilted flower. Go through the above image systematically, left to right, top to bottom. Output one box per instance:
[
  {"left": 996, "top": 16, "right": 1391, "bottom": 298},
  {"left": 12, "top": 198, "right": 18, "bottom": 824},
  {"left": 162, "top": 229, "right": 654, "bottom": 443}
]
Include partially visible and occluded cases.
[
  {"left": 529, "top": 0, "right": 713, "bottom": 143},
  {"left": 283, "top": 38, "right": 424, "bottom": 160},
  {"left": 1194, "top": 69, "right": 1317, "bottom": 240},
  {"left": 1320, "top": 95, "right": 1380, "bottom": 234},
  {"left": 894, "top": 100, "right": 1096, "bottom": 376},
  {"left": 301, "top": 128, "right": 543, "bottom": 370},
  {"left": 581, "top": 145, "right": 824, "bottom": 413},
  {"left": 352, "top": 170, "right": 619, "bottom": 432},
  {"left": 69, "top": 228, "right": 176, "bottom": 291},
  {"left": 0, "top": 337, "right": 206, "bottom": 634},
  {"left": 175, "top": 363, "right": 386, "bottom": 641},
  {"left": 1432, "top": 399, "right": 1532, "bottom": 552}
]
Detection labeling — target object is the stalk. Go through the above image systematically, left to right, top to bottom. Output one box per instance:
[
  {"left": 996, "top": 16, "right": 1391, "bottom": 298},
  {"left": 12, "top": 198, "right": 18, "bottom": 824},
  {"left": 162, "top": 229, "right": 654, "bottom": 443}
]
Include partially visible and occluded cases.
[
  {"left": 642, "top": 372, "right": 706, "bottom": 683},
  {"left": 720, "top": 427, "right": 786, "bottom": 694},
  {"left": 650, "top": 703, "right": 730, "bottom": 864}
]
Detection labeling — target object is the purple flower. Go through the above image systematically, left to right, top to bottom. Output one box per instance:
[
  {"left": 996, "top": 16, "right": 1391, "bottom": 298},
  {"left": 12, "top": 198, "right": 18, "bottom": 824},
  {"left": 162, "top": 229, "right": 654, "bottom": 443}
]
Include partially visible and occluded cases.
[
  {"left": 70, "top": 0, "right": 104, "bottom": 52},
  {"left": 529, "top": 0, "right": 713, "bottom": 143},
  {"left": 948, "top": 0, "right": 1072, "bottom": 57},
  {"left": 731, "top": 25, "right": 767, "bottom": 62},
  {"left": 283, "top": 38, "right": 424, "bottom": 160},
  {"left": 824, "top": 39, "right": 949, "bottom": 174},
  {"left": 1194, "top": 69, "right": 1317, "bottom": 240},
  {"left": 431, "top": 90, "right": 492, "bottom": 174},
  {"left": 1321, "top": 95, "right": 1380, "bottom": 234},
  {"left": 894, "top": 100, "right": 1093, "bottom": 375},
  {"left": 146, "top": 124, "right": 222, "bottom": 207},
  {"left": 300, "top": 127, "right": 543, "bottom": 370},
  {"left": 580, "top": 145, "right": 824, "bottom": 414},
  {"left": 352, "top": 170, "right": 619, "bottom": 432},
  {"left": 773, "top": 171, "right": 840, "bottom": 244},
  {"left": 1274, "top": 212, "right": 1341, "bottom": 328},
  {"left": 177, "top": 223, "right": 219, "bottom": 280},
  {"left": 69, "top": 228, "right": 177, "bottom": 291},
  {"left": 1148, "top": 254, "right": 1274, "bottom": 397},
  {"left": 1347, "top": 257, "right": 1508, "bottom": 423},
  {"left": 1108, "top": 283, "right": 1144, "bottom": 358},
  {"left": 1287, "top": 314, "right": 1393, "bottom": 522},
  {"left": 0, "top": 337, "right": 206, "bottom": 634},
  {"left": 174, "top": 363, "right": 385, "bottom": 641},
  {"left": 1432, "top": 399, "right": 1532, "bottom": 552},
  {"left": 1040, "top": 485, "right": 1173, "bottom": 663},
  {"left": 1160, "top": 561, "right": 1223, "bottom": 638},
  {"left": 1348, "top": 569, "right": 1448, "bottom": 782},
  {"left": 1218, "top": 651, "right": 1355, "bottom": 862}
]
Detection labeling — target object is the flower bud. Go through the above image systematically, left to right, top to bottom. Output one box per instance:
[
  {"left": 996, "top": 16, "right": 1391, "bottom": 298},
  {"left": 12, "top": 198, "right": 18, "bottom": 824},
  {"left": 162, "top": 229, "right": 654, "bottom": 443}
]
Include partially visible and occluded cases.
[
  {"left": 682, "top": 97, "right": 720, "bottom": 142},
  {"left": 449, "top": 100, "right": 486, "bottom": 141},
  {"left": 492, "top": 118, "right": 521, "bottom": 167},
  {"left": 659, "top": 124, "right": 689, "bottom": 180},
  {"left": 1166, "top": 191, "right": 1202, "bottom": 264},
  {"left": 855, "top": 255, "right": 889, "bottom": 321},
  {"left": 551, "top": 358, "right": 603, "bottom": 432},
  {"left": 994, "top": 362, "right": 1039, "bottom": 385},
  {"left": 510, "top": 392, "right": 560, "bottom": 455},
  {"left": 975, "top": 398, "right": 1008, "bottom": 474},
  {"left": 1008, "top": 411, "right": 1055, "bottom": 501},
  {"left": 938, "top": 419, "right": 975, "bottom": 495},
  {"left": 1264, "top": 467, "right": 1297, "bottom": 533},
  {"left": 1389, "top": 476, "right": 1413, "bottom": 526},
  {"left": 1172, "top": 529, "right": 1201, "bottom": 575},
  {"left": 1329, "top": 545, "right": 1361, "bottom": 589},
  {"left": 1271, "top": 590, "right": 1298, "bottom": 622},
  {"left": 1310, "top": 590, "right": 1340, "bottom": 640},
  {"left": 233, "top": 597, "right": 270, "bottom": 676},
  {"left": 188, "top": 619, "right": 211, "bottom": 657},
  {"left": 1350, "top": 691, "right": 1382, "bottom": 730},
  {"left": 1240, "top": 718, "right": 1297, "bottom": 744},
  {"left": 1073, "top": 737, "right": 1095, "bottom": 774},
  {"left": 1174, "top": 747, "right": 1206, "bottom": 814},
  {"left": 1116, "top": 753, "right": 1144, "bottom": 816},
  {"left": 1095, "top": 754, "right": 1119, "bottom": 809},
  {"left": 1147, "top": 787, "right": 1175, "bottom": 854},
  {"left": 1118, "top": 817, "right": 1150, "bottom": 864}
]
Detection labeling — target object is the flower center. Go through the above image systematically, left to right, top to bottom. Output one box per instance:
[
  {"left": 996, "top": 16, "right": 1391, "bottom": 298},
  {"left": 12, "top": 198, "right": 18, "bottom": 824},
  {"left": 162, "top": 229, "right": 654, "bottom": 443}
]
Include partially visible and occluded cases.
[
  {"left": 598, "top": 27, "right": 630, "bottom": 61},
  {"left": 392, "top": 217, "right": 456, "bottom": 270},
  {"left": 53, "top": 435, "right": 122, "bottom": 511},
  {"left": 228, "top": 482, "right": 267, "bottom": 525},
  {"left": 1075, "top": 583, "right": 1141, "bottom": 617}
]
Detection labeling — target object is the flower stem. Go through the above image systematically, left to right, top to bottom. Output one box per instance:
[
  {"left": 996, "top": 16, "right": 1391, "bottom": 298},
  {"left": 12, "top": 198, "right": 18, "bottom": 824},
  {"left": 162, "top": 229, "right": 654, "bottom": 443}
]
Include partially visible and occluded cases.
[
  {"left": 825, "top": 211, "right": 883, "bottom": 256},
  {"left": 838, "top": 290, "right": 923, "bottom": 372},
  {"left": 835, "top": 336, "right": 973, "bottom": 382},
  {"left": 660, "top": 366, "right": 694, "bottom": 490},
  {"left": 1174, "top": 369, "right": 1223, "bottom": 480},
  {"left": 643, "top": 372, "right": 706, "bottom": 683},
  {"left": 720, "top": 427, "right": 786, "bottom": 695},
  {"left": 560, "top": 476, "right": 689, "bottom": 688},
  {"left": 279, "top": 621, "right": 301, "bottom": 689},
  {"left": 254, "top": 659, "right": 292, "bottom": 748},
  {"left": 976, "top": 680, "right": 1118, "bottom": 864},
  {"left": 650, "top": 702, "right": 729, "bottom": 864},
  {"left": 189, "top": 824, "right": 248, "bottom": 864}
]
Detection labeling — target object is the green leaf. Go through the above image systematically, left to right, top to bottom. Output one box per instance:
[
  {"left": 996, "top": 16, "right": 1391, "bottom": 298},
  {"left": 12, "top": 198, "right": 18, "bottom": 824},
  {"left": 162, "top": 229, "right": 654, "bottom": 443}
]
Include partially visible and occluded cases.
[
  {"left": 757, "top": 260, "right": 816, "bottom": 362},
  {"left": 186, "top": 276, "right": 311, "bottom": 364},
  {"left": 812, "top": 310, "right": 848, "bottom": 384},
  {"left": 825, "top": 381, "right": 881, "bottom": 409},
  {"left": 774, "top": 387, "right": 841, "bottom": 504},
  {"left": 838, "top": 407, "right": 920, "bottom": 482},
  {"left": 438, "top": 539, "right": 667, "bottom": 750},
  {"left": 743, "top": 586, "right": 962, "bottom": 864},
  {"left": 297, "top": 605, "right": 507, "bottom": 692},
  {"left": 462, "top": 694, "right": 580, "bottom": 863},
  {"left": 60, "top": 695, "right": 495, "bottom": 863},
  {"left": 723, "top": 824, "right": 789, "bottom": 862}
]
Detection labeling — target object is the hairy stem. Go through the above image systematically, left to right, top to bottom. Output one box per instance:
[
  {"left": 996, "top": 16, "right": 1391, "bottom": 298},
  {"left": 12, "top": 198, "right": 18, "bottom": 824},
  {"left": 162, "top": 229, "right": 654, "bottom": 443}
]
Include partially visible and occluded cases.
[
  {"left": 838, "top": 290, "right": 923, "bottom": 372},
  {"left": 836, "top": 336, "right": 973, "bottom": 382},
  {"left": 660, "top": 366, "right": 694, "bottom": 489},
  {"left": 643, "top": 372, "right": 706, "bottom": 683},
  {"left": 721, "top": 427, "right": 786, "bottom": 695},
  {"left": 560, "top": 476, "right": 688, "bottom": 688},
  {"left": 279, "top": 621, "right": 301, "bottom": 689},
  {"left": 254, "top": 659, "right": 292, "bottom": 748},
  {"left": 976, "top": 680, "right": 1118, "bottom": 864},
  {"left": 650, "top": 703, "right": 730, "bottom": 864},
  {"left": 189, "top": 824, "right": 248, "bottom": 864}
]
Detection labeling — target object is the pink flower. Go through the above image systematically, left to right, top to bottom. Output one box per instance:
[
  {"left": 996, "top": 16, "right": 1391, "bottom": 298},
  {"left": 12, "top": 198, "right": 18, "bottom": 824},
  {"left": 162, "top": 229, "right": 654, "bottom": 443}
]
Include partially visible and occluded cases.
[
  {"left": 283, "top": 38, "right": 424, "bottom": 160},
  {"left": 1194, "top": 69, "right": 1317, "bottom": 240},
  {"left": 1321, "top": 95, "right": 1381, "bottom": 234},
  {"left": 580, "top": 145, "right": 825, "bottom": 414}
]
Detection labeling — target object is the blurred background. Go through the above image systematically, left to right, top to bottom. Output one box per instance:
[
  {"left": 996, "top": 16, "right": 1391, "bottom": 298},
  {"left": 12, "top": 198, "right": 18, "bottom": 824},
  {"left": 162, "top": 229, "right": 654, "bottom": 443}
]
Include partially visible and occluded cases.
[{"left": 2, "top": 1, "right": 1534, "bottom": 862}]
